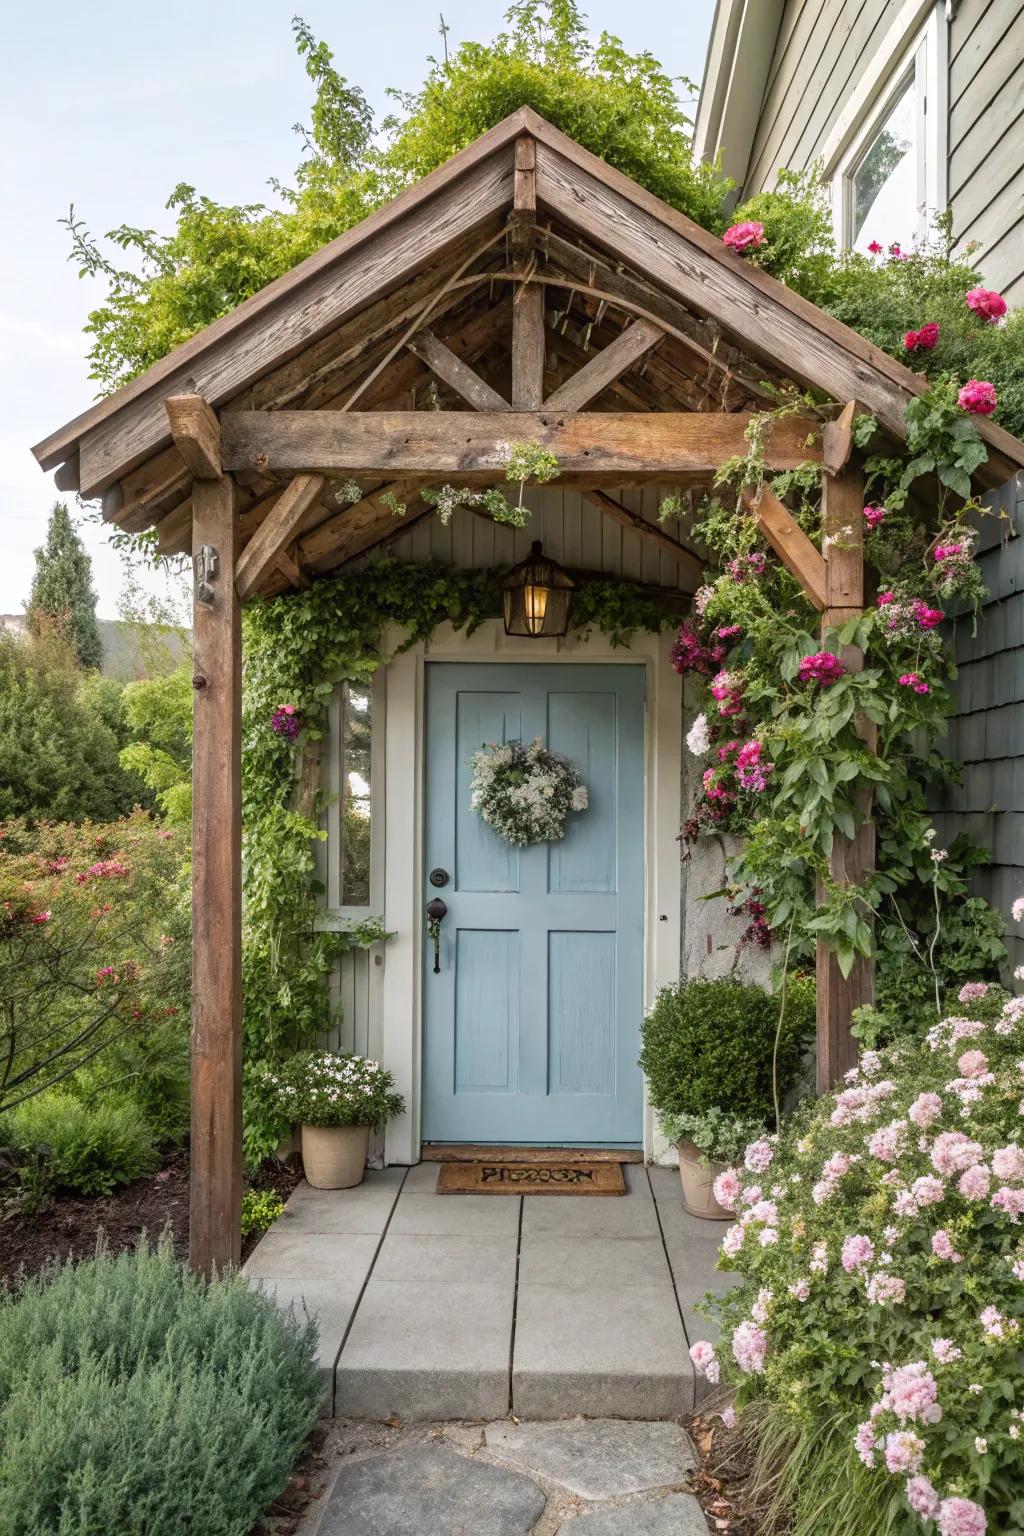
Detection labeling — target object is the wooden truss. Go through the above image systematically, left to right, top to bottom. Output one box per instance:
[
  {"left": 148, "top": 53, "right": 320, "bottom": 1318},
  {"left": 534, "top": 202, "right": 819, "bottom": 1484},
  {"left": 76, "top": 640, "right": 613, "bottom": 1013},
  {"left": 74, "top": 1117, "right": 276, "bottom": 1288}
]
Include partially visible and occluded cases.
[{"left": 32, "top": 109, "right": 1024, "bottom": 1278}]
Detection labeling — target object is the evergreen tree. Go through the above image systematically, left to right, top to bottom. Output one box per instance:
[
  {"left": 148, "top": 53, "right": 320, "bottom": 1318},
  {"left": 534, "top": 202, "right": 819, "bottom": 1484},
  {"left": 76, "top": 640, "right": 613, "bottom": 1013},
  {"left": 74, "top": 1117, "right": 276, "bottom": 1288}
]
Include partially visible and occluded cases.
[{"left": 27, "top": 501, "right": 102, "bottom": 670}]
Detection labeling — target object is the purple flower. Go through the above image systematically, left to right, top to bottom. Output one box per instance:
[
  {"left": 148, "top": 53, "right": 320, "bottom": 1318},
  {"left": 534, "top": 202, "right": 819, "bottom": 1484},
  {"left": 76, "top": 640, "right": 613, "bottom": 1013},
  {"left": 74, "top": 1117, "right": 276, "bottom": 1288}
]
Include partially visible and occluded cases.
[{"left": 271, "top": 703, "right": 301, "bottom": 740}]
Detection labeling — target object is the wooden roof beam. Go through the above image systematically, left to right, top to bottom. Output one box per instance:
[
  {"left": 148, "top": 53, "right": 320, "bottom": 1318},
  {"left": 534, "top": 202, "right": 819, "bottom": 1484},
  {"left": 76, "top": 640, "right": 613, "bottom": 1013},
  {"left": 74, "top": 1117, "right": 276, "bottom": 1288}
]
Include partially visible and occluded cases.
[
  {"left": 544, "top": 319, "right": 664, "bottom": 411},
  {"left": 407, "top": 328, "right": 511, "bottom": 411},
  {"left": 164, "top": 396, "right": 221, "bottom": 480},
  {"left": 220, "top": 410, "right": 819, "bottom": 482},
  {"left": 234, "top": 473, "right": 326, "bottom": 601},
  {"left": 741, "top": 484, "right": 827, "bottom": 610},
  {"left": 579, "top": 489, "right": 703, "bottom": 588}
]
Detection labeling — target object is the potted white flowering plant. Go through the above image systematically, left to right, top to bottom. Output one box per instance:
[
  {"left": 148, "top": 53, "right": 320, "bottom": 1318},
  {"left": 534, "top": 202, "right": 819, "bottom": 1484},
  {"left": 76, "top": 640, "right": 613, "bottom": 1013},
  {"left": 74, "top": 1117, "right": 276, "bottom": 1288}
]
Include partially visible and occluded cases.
[
  {"left": 277, "top": 1051, "right": 405, "bottom": 1189},
  {"left": 659, "top": 1107, "right": 766, "bottom": 1219}
]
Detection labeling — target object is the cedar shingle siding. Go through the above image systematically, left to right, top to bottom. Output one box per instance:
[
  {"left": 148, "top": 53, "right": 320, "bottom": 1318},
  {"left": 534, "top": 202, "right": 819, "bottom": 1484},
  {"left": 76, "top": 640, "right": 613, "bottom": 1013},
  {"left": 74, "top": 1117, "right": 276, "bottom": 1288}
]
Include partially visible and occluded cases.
[{"left": 939, "top": 475, "right": 1024, "bottom": 971}]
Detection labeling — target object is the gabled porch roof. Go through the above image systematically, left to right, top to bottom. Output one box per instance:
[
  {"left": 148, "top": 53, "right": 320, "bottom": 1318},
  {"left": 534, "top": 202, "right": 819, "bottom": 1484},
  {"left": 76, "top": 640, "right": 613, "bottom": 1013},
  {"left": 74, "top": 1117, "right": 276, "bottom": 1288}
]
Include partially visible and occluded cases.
[{"left": 33, "top": 106, "right": 1024, "bottom": 605}]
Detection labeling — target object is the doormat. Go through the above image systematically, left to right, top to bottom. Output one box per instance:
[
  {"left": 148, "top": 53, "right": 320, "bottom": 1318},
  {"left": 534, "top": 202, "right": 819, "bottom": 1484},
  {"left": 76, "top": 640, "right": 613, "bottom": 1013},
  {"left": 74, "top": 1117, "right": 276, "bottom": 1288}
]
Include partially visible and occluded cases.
[{"left": 436, "top": 1161, "right": 625, "bottom": 1195}]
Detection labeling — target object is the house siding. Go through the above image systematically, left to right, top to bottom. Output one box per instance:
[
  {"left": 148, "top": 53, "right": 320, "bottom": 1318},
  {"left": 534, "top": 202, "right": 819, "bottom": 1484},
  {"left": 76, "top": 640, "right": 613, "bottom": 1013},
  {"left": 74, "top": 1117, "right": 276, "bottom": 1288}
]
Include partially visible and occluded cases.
[
  {"left": 739, "top": 0, "right": 1024, "bottom": 300},
  {"left": 745, "top": 0, "right": 895, "bottom": 194},
  {"left": 948, "top": 0, "right": 1024, "bottom": 305},
  {"left": 936, "top": 472, "right": 1024, "bottom": 974}
]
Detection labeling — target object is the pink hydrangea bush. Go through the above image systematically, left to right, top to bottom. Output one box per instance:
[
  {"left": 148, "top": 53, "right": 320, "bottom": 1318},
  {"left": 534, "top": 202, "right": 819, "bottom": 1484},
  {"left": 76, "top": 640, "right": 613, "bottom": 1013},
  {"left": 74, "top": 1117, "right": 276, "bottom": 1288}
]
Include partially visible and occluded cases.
[{"left": 690, "top": 983, "right": 1024, "bottom": 1534}]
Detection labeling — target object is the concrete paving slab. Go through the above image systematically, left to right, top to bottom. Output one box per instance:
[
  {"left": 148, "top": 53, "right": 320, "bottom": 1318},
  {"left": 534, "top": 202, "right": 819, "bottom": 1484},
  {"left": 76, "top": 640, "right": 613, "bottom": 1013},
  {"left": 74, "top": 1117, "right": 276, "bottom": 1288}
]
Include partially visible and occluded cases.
[
  {"left": 401, "top": 1160, "right": 442, "bottom": 1192},
  {"left": 650, "top": 1167, "right": 735, "bottom": 1365},
  {"left": 274, "top": 1170, "right": 406, "bottom": 1235},
  {"left": 520, "top": 1187, "right": 659, "bottom": 1239},
  {"left": 388, "top": 1191, "right": 521, "bottom": 1236},
  {"left": 244, "top": 1230, "right": 381, "bottom": 1285},
  {"left": 371, "top": 1232, "right": 517, "bottom": 1286},
  {"left": 517, "top": 1234, "right": 674, "bottom": 1292},
  {"left": 336, "top": 1278, "right": 514, "bottom": 1420},
  {"left": 512, "top": 1284, "right": 692, "bottom": 1419},
  {"left": 481, "top": 1419, "right": 697, "bottom": 1499},
  {"left": 313, "top": 1443, "right": 546, "bottom": 1536},
  {"left": 554, "top": 1493, "right": 710, "bottom": 1534}
]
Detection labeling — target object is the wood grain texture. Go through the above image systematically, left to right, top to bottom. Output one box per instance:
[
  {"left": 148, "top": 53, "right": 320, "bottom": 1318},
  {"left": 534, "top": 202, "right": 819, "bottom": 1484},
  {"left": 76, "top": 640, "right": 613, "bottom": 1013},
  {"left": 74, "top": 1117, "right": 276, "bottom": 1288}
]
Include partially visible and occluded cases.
[
  {"left": 528, "top": 127, "right": 1022, "bottom": 484},
  {"left": 72, "top": 153, "right": 515, "bottom": 494},
  {"left": 511, "top": 284, "right": 546, "bottom": 409},
  {"left": 544, "top": 319, "right": 664, "bottom": 411},
  {"left": 407, "top": 328, "right": 511, "bottom": 411},
  {"left": 164, "top": 395, "right": 222, "bottom": 480},
  {"left": 822, "top": 399, "right": 859, "bottom": 475},
  {"left": 220, "top": 409, "right": 819, "bottom": 481},
  {"left": 817, "top": 463, "right": 875, "bottom": 1091},
  {"left": 234, "top": 472, "right": 325, "bottom": 600},
  {"left": 189, "top": 476, "right": 242, "bottom": 1275},
  {"left": 741, "top": 485, "right": 827, "bottom": 609}
]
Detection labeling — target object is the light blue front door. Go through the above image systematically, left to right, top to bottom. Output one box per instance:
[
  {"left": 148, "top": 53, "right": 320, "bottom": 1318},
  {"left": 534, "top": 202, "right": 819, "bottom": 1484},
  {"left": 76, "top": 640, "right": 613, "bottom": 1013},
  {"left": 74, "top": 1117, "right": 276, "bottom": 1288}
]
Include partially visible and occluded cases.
[{"left": 422, "top": 662, "right": 645, "bottom": 1146}]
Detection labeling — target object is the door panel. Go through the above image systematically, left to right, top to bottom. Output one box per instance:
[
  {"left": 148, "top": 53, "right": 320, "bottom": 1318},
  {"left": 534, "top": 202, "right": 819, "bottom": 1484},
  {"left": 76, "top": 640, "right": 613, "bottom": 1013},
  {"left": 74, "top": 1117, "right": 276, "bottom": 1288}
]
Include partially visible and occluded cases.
[{"left": 423, "top": 662, "right": 644, "bottom": 1146}]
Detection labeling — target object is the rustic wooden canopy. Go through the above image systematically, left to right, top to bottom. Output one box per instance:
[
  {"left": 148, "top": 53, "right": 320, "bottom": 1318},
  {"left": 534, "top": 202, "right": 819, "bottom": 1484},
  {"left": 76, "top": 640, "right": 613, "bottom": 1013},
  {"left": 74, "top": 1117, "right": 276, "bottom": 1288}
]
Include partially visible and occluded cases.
[{"left": 33, "top": 107, "right": 1024, "bottom": 1276}]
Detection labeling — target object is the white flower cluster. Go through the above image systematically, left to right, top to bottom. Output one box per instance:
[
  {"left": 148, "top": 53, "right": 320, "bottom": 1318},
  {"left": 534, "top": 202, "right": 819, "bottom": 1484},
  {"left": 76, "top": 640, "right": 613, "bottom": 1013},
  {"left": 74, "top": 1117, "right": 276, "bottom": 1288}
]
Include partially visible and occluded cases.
[{"left": 468, "top": 737, "right": 589, "bottom": 847}]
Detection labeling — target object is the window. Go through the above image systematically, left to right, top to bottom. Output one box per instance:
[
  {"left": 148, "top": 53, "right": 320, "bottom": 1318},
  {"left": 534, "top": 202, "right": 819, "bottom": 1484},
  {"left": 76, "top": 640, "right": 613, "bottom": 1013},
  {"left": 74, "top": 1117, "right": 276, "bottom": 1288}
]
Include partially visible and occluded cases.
[
  {"left": 827, "top": 3, "right": 947, "bottom": 254},
  {"left": 340, "top": 680, "right": 373, "bottom": 906}
]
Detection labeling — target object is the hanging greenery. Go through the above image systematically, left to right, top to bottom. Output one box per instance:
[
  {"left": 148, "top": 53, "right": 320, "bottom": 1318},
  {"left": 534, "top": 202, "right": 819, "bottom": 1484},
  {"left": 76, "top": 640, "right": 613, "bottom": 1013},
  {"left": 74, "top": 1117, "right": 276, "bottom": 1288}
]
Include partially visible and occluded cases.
[{"left": 667, "top": 376, "right": 1008, "bottom": 1036}]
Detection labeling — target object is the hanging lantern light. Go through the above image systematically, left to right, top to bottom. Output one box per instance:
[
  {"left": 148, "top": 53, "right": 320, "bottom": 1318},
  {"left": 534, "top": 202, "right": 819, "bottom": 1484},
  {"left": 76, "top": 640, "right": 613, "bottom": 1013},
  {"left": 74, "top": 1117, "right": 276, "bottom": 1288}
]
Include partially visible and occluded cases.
[{"left": 500, "top": 541, "right": 575, "bottom": 638}]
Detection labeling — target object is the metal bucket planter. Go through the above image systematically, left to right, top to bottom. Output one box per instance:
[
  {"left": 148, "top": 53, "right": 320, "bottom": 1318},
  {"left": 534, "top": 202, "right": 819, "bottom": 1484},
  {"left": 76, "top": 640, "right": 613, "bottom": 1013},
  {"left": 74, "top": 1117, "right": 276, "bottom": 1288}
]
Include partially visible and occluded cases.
[
  {"left": 301, "top": 1124, "right": 370, "bottom": 1189},
  {"left": 676, "top": 1139, "right": 733, "bottom": 1220}
]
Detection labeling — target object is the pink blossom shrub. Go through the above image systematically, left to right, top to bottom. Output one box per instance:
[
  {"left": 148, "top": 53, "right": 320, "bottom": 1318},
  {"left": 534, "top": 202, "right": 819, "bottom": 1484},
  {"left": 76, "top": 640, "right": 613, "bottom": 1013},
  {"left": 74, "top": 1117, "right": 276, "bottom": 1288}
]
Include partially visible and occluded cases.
[
  {"left": 722, "top": 220, "right": 765, "bottom": 253},
  {"left": 965, "top": 288, "right": 1006, "bottom": 324},
  {"left": 957, "top": 380, "right": 998, "bottom": 416},
  {"left": 689, "top": 980, "right": 1024, "bottom": 1533}
]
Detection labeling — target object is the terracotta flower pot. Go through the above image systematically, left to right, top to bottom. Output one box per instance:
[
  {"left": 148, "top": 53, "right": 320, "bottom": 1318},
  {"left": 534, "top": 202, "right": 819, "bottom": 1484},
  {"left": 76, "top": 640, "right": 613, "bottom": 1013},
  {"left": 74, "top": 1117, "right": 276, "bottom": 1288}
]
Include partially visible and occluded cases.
[
  {"left": 301, "top": 1124, "right": 370, "bottom": 1189},
  {"left": 676, "top": 1139, "right": 733, "bottom": 1220}
]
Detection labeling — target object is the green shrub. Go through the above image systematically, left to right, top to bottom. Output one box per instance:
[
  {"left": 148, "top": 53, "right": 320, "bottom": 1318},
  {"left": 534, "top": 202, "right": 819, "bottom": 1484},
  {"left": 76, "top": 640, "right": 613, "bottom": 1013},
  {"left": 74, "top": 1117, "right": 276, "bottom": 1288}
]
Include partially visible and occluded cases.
[
  {"left": 639, "top": 976, "right": 814, "bottom": 1128},
  {"left": 3, "top": 1091, "right": 159, "bottom": 1196},
  {"left": 241, "top": 1188, "right": 286, "bottom": 1236},
  {"left": 0, "top": 1239, "right": 320, "bottom": 1536}
]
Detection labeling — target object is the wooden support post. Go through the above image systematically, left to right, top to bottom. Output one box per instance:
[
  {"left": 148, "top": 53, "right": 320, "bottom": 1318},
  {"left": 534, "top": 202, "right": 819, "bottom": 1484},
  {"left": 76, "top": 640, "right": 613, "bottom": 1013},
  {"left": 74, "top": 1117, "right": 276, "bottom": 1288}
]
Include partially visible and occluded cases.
[
  {"left": 510, "top": 135, "right": 545, "bottom": 409},
  {"left": 816, "top": 461, "right": 875, "bottom": 1091},
  {"left": 190, "top": 474, "right": 243, "bottom": 1275}
]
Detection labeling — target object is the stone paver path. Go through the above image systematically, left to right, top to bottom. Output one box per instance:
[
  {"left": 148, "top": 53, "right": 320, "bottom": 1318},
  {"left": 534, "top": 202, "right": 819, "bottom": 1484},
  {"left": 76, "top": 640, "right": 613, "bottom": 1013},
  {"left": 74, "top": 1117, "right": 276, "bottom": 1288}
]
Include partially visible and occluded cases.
[
  {"left": 246, "top": 1161, "right": 730, "bottom": 1419},
  {"left": 298, "top": 1418, "right": 710, "bottom": 1536}
]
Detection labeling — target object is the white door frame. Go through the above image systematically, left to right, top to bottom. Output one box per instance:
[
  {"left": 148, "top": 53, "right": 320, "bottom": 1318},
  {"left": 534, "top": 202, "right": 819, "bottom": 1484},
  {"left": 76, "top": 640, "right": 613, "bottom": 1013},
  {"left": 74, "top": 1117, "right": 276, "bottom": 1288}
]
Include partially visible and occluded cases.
[{"left": 379, "top": 619, "right": 682, "bottom": 1165}]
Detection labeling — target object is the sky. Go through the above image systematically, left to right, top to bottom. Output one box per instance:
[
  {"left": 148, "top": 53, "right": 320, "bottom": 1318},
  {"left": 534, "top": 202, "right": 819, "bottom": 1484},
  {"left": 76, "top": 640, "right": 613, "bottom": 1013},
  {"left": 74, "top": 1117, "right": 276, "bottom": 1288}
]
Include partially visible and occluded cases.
[{"left": 0, "top": 0, "right": 715, "bottom": 619}]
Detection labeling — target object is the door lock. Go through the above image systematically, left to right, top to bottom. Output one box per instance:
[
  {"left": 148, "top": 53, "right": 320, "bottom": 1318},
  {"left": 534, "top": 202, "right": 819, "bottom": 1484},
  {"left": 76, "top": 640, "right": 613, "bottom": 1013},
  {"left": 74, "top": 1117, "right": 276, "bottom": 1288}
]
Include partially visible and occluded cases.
[
  {"left": 429, "top": 867, "right": 449, "bottom": 888},
  {"left": 425, "top": 896, "right": 448, "bottom": 974}
]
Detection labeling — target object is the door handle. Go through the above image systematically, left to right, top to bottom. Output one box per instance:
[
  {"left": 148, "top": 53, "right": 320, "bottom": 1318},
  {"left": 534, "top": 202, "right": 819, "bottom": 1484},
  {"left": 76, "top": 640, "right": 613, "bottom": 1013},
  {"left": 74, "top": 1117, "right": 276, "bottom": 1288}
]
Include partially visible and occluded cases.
[{"left": 426, "top": 897, "right": 448, "bottom": 974}]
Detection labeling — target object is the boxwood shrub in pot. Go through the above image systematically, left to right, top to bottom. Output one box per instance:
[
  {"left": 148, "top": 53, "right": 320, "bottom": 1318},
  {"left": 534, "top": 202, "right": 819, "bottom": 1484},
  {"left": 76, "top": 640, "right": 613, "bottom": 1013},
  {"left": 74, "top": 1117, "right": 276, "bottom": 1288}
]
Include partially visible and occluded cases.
[
  {"left": 639, "top": 976, "right": 814, "bottom": 1217},
  {"left": 275, "top": 1052, "right": 405, "bottom": 1189}
]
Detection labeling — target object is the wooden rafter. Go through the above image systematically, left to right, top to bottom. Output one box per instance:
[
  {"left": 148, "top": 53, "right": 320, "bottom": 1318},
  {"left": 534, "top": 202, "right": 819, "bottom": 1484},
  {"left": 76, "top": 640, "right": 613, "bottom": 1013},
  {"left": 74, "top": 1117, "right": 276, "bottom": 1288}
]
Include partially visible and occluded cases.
[
  {"left": 510, "top": 136, "right": 545, "bottom": 410},
  {"left": 544, "top": 319, "right": 664, "bottom": 411},
  {"left": 407, "top": 328, "right": 511, "bottom": 411},
  {"left": 164, "top": 396, "right": 221, "bottom": 480},
  {"left": 221, "top": 410, "right": 819, "bottom": 482},
  {"left": 234, "top": 473, "right": 326, "bottom": 601},
  {"left": 740, "top": 485, "right": 827, "bottom": 610},
  {"left": 579, "top": 490, "right": 703, "bottom": 589}
]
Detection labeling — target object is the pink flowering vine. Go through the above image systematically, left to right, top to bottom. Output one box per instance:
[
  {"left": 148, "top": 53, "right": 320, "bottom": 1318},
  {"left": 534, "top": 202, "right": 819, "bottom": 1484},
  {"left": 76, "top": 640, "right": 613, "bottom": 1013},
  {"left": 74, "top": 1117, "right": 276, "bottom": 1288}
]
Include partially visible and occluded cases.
[
  {"left": 722, "top": 220, "right": 765, "bottom": 254},
  {"left": 965, "top": 287, "right": 1006, "bottom": 324},
  {"left": 904, "top": 322, "right": 940, "bottom": 352},
  {"left": 957, "top": 380, "right": 998, "bottom": 415},
  {"left": 863, "top": 504, "right": 886, "bottom": 528},
  {"left": 798, "top": 651, "right": 845, "bottom": 687}
]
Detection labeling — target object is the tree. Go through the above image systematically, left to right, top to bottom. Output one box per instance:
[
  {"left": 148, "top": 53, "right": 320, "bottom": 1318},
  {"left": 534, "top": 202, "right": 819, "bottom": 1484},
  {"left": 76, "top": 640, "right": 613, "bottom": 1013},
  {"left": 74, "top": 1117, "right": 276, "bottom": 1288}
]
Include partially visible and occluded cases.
[
  {"left": 27, "top": 502, "right": 102, "bottom": 669},
  {"left": 0, "top": 624, "right": 139, "bottom": 822}
]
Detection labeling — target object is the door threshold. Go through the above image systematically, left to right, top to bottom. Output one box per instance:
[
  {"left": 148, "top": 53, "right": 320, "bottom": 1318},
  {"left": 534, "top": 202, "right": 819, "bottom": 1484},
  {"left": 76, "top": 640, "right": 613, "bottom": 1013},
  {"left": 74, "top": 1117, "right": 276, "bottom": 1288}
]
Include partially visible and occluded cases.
[{"left": 420, "top": 1143, "right": 644, "bottom": 1164}]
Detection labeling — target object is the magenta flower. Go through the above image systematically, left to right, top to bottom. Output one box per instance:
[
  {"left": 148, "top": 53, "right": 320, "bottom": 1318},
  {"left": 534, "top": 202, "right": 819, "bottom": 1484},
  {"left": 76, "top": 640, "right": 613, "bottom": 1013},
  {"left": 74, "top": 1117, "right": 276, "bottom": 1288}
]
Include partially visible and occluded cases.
[
  {"left": 722, "top": 220, "right": 765, "bottom": 253},
  {"left": 867, "top": 240, "right": 883, "bottom": 254},
  {"left": 965, "top": 287, "right": 1006, "bottom": 323},
  {"left": 917, "top": 321, "right": 940, "bottom": 348},
  {"left": 958, "top": 379, "right": 998, "bottom": 415},
  {"left": 863, "top": 504, "right": 886, "bottom": 528},
  {"left": 877, "top": 591, "right": 896, "bottom": 606},
  {"left": 913, "top": 600, "right": 944, "bottom": 629},
  {"left": 798, "top": 651, "right": 845, "bottom": 687},
  {"left": 898, "top": 672, "right": 930, "bottom": 694},
  {"left": 271, "top": 703, "right": 301, "bottom": 740}
]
